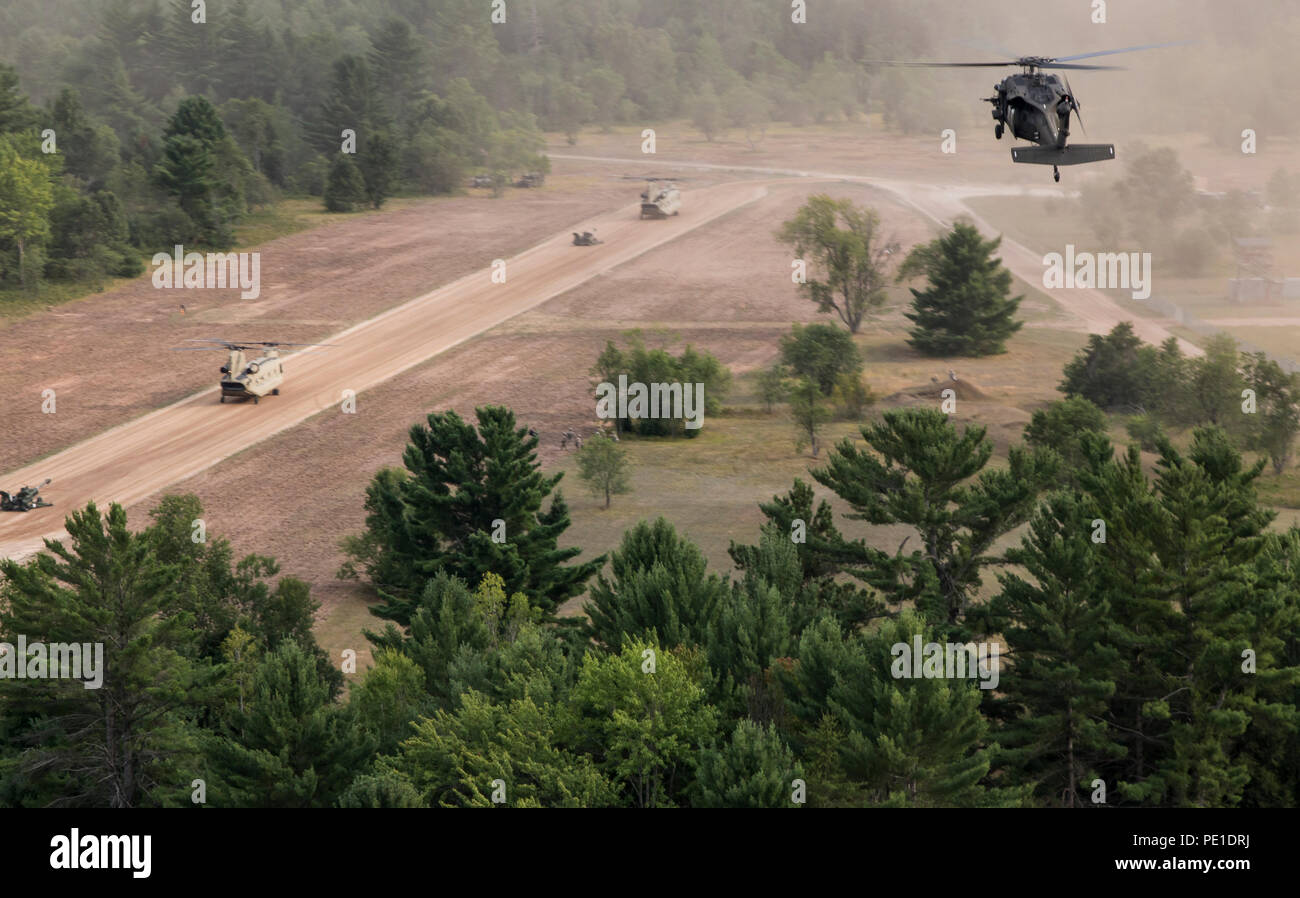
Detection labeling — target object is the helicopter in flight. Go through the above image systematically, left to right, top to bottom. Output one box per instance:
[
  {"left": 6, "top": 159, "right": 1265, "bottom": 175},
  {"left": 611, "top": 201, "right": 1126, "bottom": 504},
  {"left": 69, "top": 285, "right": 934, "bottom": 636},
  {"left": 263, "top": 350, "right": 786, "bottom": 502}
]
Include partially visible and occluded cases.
[
  {"left": 879, "top": 41, "right": 1190, "bottom": 181},
  {"left": 172, "top": 339, "right": 332, "bottom": 403}
]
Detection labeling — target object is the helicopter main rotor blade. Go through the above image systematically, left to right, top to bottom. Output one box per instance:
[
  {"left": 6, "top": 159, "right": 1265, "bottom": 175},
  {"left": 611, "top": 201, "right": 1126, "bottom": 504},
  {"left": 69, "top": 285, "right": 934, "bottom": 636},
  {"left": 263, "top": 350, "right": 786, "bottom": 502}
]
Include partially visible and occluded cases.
[
  {"left": 1052, "top": 39, "right": 1194, "bottom": 63},
  {"left": 868, "top": 60, "right": 1122, "bottom": 70},
  {"left": 869, "top": 60, "right": 1020, "bottom": 67},
  {"left": 1043, "top": 63, "right": 1124, "bottom": 70},
  {"left": 256, "top": 341, "right": 336, "bottom": 347}
]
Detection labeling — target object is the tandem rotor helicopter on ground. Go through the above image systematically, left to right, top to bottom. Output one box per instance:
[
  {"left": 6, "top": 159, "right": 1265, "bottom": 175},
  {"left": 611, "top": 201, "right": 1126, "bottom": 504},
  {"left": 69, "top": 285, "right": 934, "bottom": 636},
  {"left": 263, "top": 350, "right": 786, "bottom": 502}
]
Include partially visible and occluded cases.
[
  {"left": 874, "top": 40, "right": 1191, "bottom": 181},
  {"left": 172, "top": 338, "right": 333, "bottom": 403}
]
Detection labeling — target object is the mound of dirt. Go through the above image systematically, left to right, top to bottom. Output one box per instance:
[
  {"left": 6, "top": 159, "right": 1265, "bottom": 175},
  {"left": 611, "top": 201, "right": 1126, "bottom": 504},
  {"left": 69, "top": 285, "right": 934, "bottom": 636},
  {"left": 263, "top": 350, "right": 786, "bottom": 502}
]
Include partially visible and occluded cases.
[{"left": 885, "top": 377, "right": 991, "bottom": 403}]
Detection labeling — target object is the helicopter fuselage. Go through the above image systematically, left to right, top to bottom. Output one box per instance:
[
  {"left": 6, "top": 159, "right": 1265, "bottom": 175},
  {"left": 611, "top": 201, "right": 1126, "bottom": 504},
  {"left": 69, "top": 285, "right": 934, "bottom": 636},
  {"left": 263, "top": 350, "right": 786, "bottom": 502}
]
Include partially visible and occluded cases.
[
  {"left": 989, "top": 72, "right": 1072, "bottom": 148},
  {"left": 220, "top": 348, "right": 284, "bottom": 402}
]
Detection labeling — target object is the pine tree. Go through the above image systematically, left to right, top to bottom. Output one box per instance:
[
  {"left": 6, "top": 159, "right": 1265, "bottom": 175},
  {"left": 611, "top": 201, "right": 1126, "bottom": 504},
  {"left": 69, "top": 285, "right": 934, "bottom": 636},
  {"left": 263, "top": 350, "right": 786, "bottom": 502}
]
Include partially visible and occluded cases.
[
  {"left": 368, "top": 18, "right": 428, "bottom": 128},
  {"left": 317, "top": 55, "right": 389, "bottom": 153},
  {"left": 0, "top": 63, "right": 39, "bottom": 134},
  {"left": 357, "top": 129, "right": 398, "bottom": 209},
  {"left": 323, "top": 153, "right": 366, "bottom": 212},
  {"left": 901, "top": 221, "right": 1023, "bottom": 356},
  {"left": 1058, "top": 322, "right": 1158, "bottom": 412},
  {"left": 348, "top": 406, "right": 601, "bottom": 621},
  {"left": 812, "top": 407, "right": 1057, "bottom": 633},
  {"left": 1076, "top": 428, "right": 1299, "bottom": 807},
  {"left": 978, "top": 492, "right": 1127, "bottom": 806},
  {"left": 0, "top": 502, "right": 204, "bottom": 807},
  {"left": 584, "top": 518, "right": 727, "bottom": 651},
  {"left": 707, "top": 533, "right": 798, "bottom": 719},
  {"left": 366, "top": 572, "right": 492, "bottom": 710},
  {"left": 778, "top": 612, "right": 1019, "bottom": 806},
  {"left": 836, "top": 613, "right": 1023, "bottom": 806},
  {"left": 205, "top": 641, "right": 373, "bottom": 808},
  {"left": 380, "top": 692, "right": 617, "bottom": 808},
  {"left": 694, "top": 720, "right": 803, "bottom": 808},
  {"left": 338, "top": 770, "right": 424, "bottom": 808}
]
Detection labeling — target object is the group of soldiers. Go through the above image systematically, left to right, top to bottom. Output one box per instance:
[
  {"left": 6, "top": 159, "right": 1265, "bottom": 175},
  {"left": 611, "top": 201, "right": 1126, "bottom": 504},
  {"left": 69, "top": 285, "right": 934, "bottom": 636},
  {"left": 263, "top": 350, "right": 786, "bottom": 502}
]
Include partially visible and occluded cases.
[
  {"left": 525, "top": 427, "right": 619, "bottom": 451},
  {"left": 534, "top": 428, "right": 619, "bottom": 450}
]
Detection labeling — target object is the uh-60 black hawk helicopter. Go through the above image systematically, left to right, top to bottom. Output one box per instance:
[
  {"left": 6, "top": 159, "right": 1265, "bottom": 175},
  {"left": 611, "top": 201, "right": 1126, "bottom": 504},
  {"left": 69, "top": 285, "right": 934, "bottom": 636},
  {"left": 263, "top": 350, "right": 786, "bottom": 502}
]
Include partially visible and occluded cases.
[{"left": 880, "top": 41, "right": 1189, "bottom": 181}]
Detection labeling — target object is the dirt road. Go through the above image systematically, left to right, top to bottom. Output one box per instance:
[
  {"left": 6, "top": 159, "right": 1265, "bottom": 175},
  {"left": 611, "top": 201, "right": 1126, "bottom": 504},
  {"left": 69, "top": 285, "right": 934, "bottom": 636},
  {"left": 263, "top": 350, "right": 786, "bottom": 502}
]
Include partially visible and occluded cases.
[
  {"left": 555, "top": 153, "right": 1202, "bottom": 355},
  {"left": 0, "top": 181, "right": 767, "bottom": 559}
]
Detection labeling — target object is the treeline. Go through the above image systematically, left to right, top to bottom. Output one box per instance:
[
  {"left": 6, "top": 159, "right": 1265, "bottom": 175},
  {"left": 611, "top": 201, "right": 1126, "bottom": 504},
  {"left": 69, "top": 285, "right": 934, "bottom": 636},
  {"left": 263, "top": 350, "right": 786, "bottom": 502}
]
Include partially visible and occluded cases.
[
  {"left": 0, "top": 0, "right": 920, "bottom": 293},
  {"left": 1054, "top": 322, "right": 1300, "bottom": 475},
  {"left": 3, "top": 402, "right": 1296, "bottom": 807}
]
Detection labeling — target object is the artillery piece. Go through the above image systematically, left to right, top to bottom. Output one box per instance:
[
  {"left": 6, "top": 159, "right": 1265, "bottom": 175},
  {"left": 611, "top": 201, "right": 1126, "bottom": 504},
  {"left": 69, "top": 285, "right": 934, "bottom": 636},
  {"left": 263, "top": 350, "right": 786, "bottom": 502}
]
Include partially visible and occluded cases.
[{"left": 1, "top": 478, "right": 53, "bottom": 512}]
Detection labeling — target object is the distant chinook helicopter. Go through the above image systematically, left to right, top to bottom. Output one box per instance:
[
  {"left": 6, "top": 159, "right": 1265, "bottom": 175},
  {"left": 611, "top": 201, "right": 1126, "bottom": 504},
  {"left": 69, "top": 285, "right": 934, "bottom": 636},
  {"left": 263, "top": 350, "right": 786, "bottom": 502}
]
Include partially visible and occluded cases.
[
  {"left": 879, "top": 41, "right": 1189, "bottom": 181},
  {"left": 173, "top": 339, "right": 332, "bottom": 403}
]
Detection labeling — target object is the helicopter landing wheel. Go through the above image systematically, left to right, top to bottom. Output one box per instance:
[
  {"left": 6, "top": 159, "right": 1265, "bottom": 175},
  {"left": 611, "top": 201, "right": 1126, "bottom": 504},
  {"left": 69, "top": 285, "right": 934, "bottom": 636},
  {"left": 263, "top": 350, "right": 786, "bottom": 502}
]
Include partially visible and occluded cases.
[
  {"left": 995, "top": 123, "right": 1003, "bottom": 140},
  {"left": 1053, "top": 165, "right": 1060, "bottom": 183},
  {"left": 272, "top": 388, "right": 279, "bottom": 395},
  {"left": 253, "top": 396, "right": 259, "bottom": 405}
]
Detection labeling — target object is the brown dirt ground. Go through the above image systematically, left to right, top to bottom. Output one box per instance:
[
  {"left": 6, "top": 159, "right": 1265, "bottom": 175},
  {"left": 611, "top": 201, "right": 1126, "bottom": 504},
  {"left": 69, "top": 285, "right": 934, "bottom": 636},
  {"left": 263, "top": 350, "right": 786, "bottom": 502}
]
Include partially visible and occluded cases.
[
  {"left": 8, "top": 125, "right": 1272, "bottom": 672},
  {"left": 0, "top": 173, "right": 649, "bottom": 474}
]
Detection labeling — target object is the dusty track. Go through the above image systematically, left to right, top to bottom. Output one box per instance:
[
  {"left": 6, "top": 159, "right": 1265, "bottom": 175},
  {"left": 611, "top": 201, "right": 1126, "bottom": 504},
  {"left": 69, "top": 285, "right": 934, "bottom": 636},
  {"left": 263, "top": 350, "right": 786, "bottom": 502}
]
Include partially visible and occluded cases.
[
  {"left": 555, "top": 153, "right": 1203, "bottom": 355},
  {"left": 0, "top": 181, "right": 766, "bottom": 559}
]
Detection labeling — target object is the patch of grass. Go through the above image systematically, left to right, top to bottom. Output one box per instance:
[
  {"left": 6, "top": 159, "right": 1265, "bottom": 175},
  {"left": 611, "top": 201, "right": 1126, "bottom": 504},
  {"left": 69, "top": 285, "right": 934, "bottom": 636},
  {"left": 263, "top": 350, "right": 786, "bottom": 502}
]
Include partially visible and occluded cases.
[
  {"left": 0, "top": 196, "right": 426, "bottom": 324},
  {"left": 0, "top": 278, "right": 133, "bottom": 321},
  {"left": 1253, "top": 465, "right": 1300, "bottom": 509}
]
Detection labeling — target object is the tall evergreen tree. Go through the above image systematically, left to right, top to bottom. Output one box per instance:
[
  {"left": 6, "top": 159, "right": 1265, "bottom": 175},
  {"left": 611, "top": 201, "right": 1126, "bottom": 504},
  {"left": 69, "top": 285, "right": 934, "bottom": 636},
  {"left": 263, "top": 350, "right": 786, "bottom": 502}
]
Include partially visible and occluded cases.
[
  {"left": 0, "top": 64, "right": 39, "bottom": 134},
  {"left": 900, "top": 221, "right": 1023, "bottom": 356},
  {"left": 346, "top": 406, "right": 602, "bottom": 622},
  {"left": 813, "top": 407, "right": 1057, "bottom": 633},
  {"left": 978, "top": 492, "right": 1127, "bottom": 806},
  {"left": 0, "top": 502, "right": 204, "bottom": 807},
  {"left": 584, "top": 518, "right": 727, "bottom": 651},
  {"left": 205, "top": 641, "right": 372, "bottom": 808},
  {"left": 694, "top": 720, "right": 803, "bottom": 808}
]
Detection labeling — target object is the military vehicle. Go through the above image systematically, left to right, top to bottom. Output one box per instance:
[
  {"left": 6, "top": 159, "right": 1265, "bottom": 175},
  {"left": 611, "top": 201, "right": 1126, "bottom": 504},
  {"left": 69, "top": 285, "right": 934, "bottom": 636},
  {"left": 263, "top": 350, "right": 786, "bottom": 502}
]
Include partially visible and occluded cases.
[
  {"left": 875, "top": 41, "right": 1189, "bottom": 181},
  {"left": 515, "top": 171, "right": 545, "bottom": 188},
  {"left": 470, "top": 174, "right": 493, "bottom": 189},
  {"left": 640, "top": 180, "right": 681, "bottom": 218},
  {"left": 572, "top": 230, "right": 601, "bottom": 246},
  {"left": 173, "top": 339, "right": 333, "bottom": 404},
  {"left": 1, "top": 479, "right": 52, "bottom": 512}
]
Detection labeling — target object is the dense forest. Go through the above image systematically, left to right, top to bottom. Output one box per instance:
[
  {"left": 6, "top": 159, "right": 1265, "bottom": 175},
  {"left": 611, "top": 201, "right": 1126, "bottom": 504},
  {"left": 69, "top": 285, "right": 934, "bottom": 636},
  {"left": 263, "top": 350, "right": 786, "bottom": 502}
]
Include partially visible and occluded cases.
[{"left": 3, "top": 389, "right": 1297, "bottom": 807}]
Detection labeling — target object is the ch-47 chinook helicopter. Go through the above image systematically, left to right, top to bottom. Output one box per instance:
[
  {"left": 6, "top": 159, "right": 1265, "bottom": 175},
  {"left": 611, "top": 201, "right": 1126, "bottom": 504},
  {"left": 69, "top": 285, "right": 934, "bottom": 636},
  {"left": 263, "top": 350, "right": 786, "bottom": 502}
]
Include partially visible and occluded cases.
[
  {"left": 880, "top": 41, "right": 1190, "bottom": 181},
  {"left": 172, "top": 339, "right": 332, "bottom": 403}
]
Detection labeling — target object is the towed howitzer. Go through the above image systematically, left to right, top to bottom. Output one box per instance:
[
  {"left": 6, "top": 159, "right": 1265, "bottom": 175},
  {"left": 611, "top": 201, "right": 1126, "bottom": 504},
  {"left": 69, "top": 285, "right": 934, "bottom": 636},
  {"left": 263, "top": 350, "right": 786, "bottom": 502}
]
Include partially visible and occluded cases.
[{"left": 1, "top": 478, "right": 53, "bottom": 512}]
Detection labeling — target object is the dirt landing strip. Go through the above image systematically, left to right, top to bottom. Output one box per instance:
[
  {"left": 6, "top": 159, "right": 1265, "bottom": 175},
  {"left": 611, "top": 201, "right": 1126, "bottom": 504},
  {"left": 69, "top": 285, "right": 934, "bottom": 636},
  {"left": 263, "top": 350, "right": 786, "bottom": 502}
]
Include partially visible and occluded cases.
[
  {"left": 555, "top": 154, "right": 1204, "bottom": 356},
  {"left": 0, "top": 181, "right": 767, "bottom": 559}
]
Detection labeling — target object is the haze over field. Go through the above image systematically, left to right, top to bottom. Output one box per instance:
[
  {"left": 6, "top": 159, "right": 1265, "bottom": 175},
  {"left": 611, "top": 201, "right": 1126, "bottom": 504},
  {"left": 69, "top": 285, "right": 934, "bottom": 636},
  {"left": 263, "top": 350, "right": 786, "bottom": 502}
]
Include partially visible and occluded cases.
[{"left": 0, "top": 0, "right": 1297, "bottom": 821}]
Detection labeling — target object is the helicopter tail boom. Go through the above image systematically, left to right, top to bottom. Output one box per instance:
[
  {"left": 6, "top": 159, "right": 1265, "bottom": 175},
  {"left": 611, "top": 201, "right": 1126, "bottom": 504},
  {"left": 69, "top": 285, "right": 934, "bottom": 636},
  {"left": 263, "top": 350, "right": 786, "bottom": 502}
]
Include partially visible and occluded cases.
[{"left": 1011, "top": 143, "right": 1115, "bottom": 166}]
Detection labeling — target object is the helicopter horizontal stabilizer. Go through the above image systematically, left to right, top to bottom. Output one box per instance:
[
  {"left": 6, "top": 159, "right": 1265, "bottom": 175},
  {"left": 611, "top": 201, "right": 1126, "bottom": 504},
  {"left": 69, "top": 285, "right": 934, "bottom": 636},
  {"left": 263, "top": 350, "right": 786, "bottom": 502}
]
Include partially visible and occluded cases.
[{"left": 1011, "top": 144, "right": 1115, "bottom": 166}]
